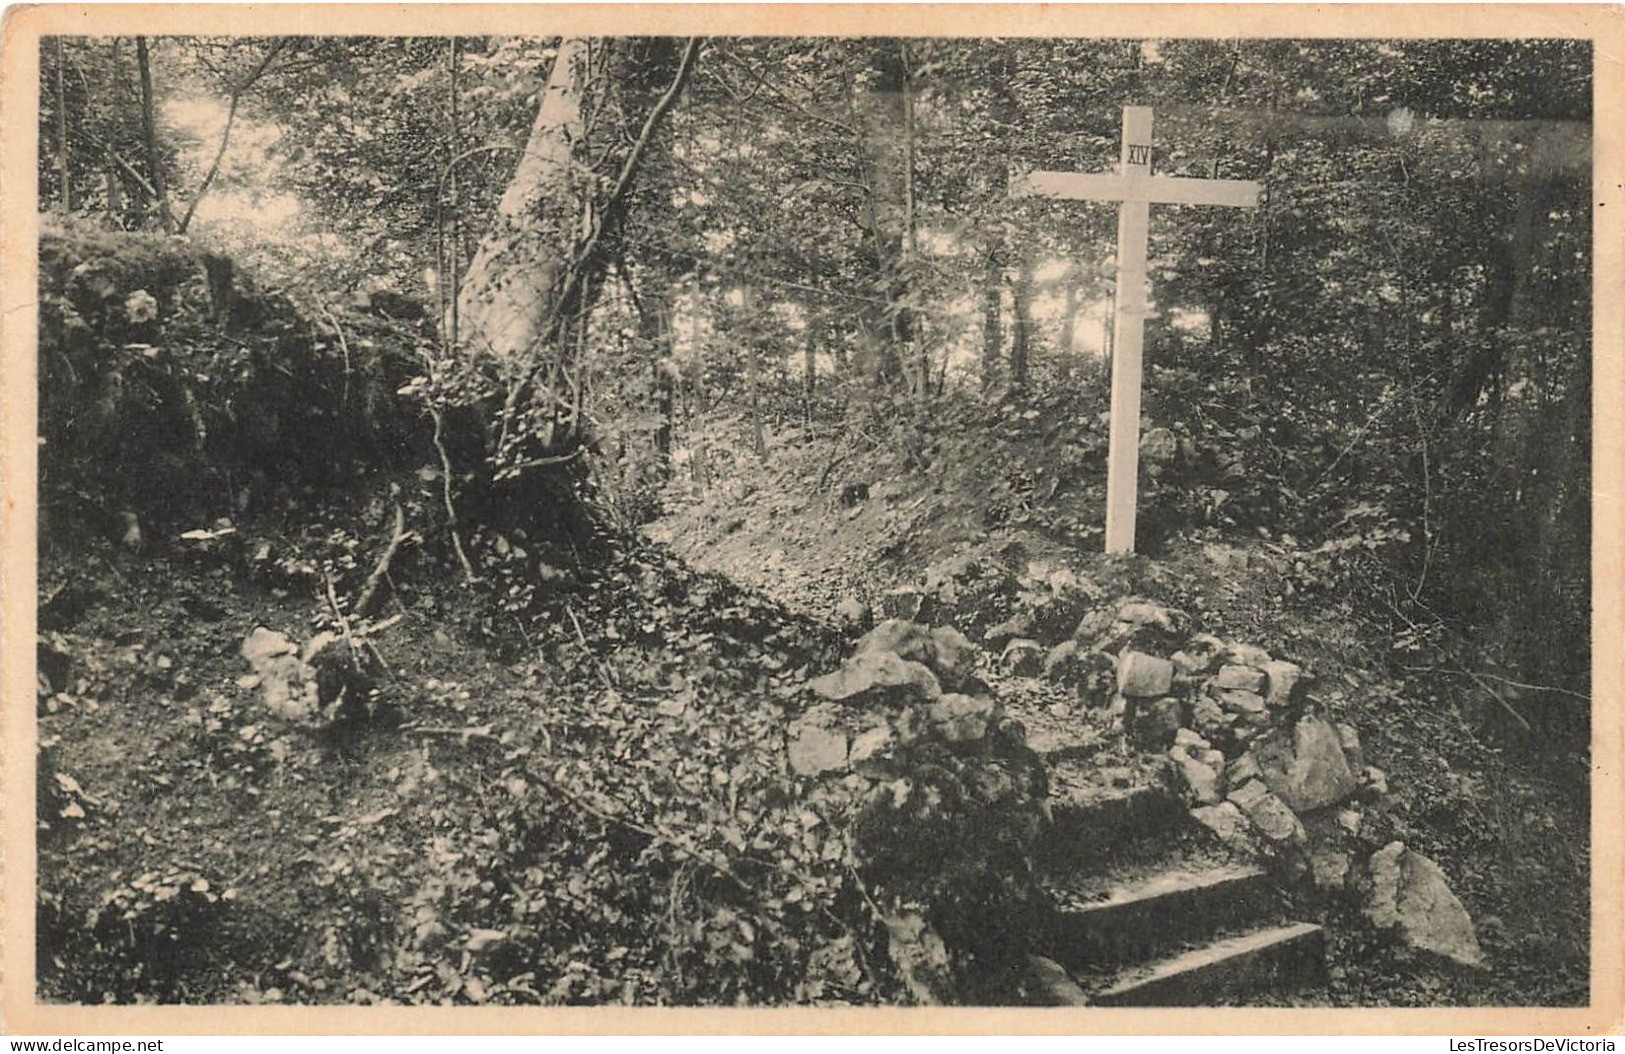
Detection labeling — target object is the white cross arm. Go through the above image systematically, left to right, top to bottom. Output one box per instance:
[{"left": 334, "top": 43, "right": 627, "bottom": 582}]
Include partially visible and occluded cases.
[{"left": 1012, "top": 170, "right": 1261, "bottom": 209}]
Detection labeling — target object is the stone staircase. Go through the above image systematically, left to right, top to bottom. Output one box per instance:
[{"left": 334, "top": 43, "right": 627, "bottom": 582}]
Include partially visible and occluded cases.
[{"left": 1019, "top": 743, "right": 1329, "bottom": 1006}]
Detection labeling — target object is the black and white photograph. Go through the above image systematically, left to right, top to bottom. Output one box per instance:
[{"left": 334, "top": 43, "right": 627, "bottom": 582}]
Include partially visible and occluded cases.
[{"left": 2, "top": 3, "right": 1618, "bottom": 1031}]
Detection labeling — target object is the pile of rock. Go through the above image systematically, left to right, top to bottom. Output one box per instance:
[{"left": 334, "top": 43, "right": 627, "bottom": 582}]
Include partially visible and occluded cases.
[
  {"left": 786, "top": 617, "right": 1052, "bottom": 1002},
  {"left": 786, "top": 619, "right": 993, "bottom": 778}
]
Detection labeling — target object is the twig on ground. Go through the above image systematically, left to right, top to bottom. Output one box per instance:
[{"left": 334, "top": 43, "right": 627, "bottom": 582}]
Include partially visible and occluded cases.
[
  {"left": 427, "top": 403, "right": 476, "bottom": 586},
  {"left": 355, "top": 502, "right": 409, "bottom": 619},
  {"left": 321, "top": 569, "right": 360, "bottom": 671},
  {"left": 565, "top": 603, "right": 616, "bottom": 690},
  {"left": 400, "top": 723, "right": 496, "bottom": 742}
]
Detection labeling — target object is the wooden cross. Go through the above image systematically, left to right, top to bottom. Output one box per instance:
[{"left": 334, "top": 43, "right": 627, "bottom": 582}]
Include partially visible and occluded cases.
[{"left": 1012, "top": 106, "right": 1261, "bottom": 554}]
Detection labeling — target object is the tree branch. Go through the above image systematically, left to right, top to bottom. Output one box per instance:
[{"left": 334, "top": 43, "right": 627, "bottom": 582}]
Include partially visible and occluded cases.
[{"left": 177, "top": 40, "right": 289, "bottom": 234}]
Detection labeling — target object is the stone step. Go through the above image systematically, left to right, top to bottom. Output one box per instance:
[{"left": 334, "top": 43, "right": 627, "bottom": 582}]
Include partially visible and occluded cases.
[
  {"left": 1041, "top": 757, "right": 1187, "bottom": 868},
  {"left": 1045, "top": 862, "right": 1280, "bottom": 969},
  {"left": 1089, "top": 921, "right": 1328, "bottom": 1007}
]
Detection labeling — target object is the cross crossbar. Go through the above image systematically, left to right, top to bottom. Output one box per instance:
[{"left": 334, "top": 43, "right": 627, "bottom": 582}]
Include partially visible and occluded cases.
[
  {"left": 1009, "top": 105, "right": 1263, "bottom": 555},
  {"left": 1010, "top": 170, "right": 1260, "bottom": 209}
]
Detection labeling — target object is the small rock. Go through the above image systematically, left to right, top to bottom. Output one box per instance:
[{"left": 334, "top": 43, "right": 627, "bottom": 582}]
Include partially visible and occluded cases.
[
  {"left": 1140, "top": 426, "right": 1178, "bottom": 466},
  {"left": 1202, "top": 543, "right": 1249, "bottom": 569},
  {"left": 878, "top": 588, "right": 927, "bottom": 621},
  {"left": 835, "top": 596, "right": 870, "bottom": 626},
  {"left": 1116, "top": 597, "right": 1180, "bottom": 632},
  {"left": 1071, "top": 606, "right": 1117, "bottom": 646},
  {"left": 984, "top": 613, "right": 1033, "bottom": 650},
  {"left": 855, "top": 618, "right": 931, "bottom": 660},
  {"left": 855, "top": 619, "right": 978, "bottom": 691},
  {"left": 242, "top": 626, "right": 297, "bottom": 663},
  {"left": 926, "top": 626, "right": 979, "bottom": 690},
  {"left": 241, "top": 627, "right": 320, "bottom": 723},
  {"left": 1183, "top": 633, "right": 1227, "bottom": 662},
  {"left": 1001, "top": 638, "right": 1045, "bottom": 677},
  {"left": 1044, "top": 640, "right": 1112, "bottom": 691},
  {"left": 1226, "top": 642, "right": 1274, "bottom": 668},
  {"left": 809, "top": 649, "right": 942, "bottom": 703},
  {"left": 1171, "top": 649, "right": 1214, "bottom": 676},
  {"left": 1117, "top": 651, "right": 1174, "bottom": 697},
  {"left": 1262, "top": 660, "right": 1305, "bottom": 707},
  {"left": 1214, "top": 664, "right": 1267, "bottom": 693},
  {"left": 1217, "top": 688, "right": 1268, "bottom": 716},
  {"left": 926, "top": 693, "right": 995, "bottom": 743},
  {"left": 1190, "top": 695, "right": 1229, "bottom": 738},
  {"left": 1129, "top": 697, "right": 1184, "bottom": 751},
  {"left": 788, "top": 706, "right": 849, "bottom": 776},
  {"left": 1255, "top": 715, "right": 1359, "bottom": 813},
  {"left": 1336, "top": 723, "right": 1365, "bottom": 772},
  {"left": 849, "top": 724, "right": 894, "bottom": 767},
  {"left": 1174, "top": 727, "right": 1211, "bottom": 751},
  {"left": 1226, "top": 752, "right": 1264, "bottom": 786},
  {"left": 1175, "top": 755, "right": 1223, "bottom": 805},
  {"left": 1362, "top": 765, "right": 1389, "bottom": 798},
  {"left": 1100, "top": 766, "right": 1135, "bottom": 790},
  {"left": 1227, "top": 778, "right": 1306, "bottom": 845},
  {"left": 1190, "top": 801, "right": 1254, "bottom": 854},
  {"left": 1337, "top": 808, "right": 1364, "bottom": 838},
  {"left": 1362, "top": 842, "right": 1484, "bottom": 968},
  {"left": 1310, "top": 847, "right": 1352, "bottom": 895}
]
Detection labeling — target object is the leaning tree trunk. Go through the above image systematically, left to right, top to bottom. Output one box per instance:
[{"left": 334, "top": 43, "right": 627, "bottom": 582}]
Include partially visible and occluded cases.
[{"left": 450, "top": 37, "right": 698, "bottom": 478}]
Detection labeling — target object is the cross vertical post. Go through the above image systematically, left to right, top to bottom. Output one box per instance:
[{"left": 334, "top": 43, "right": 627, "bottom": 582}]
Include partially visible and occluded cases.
[
  {"left": 1010, "top": 105, "right": 1261, "bottom": 554},
  {"left": 1106, "top": 106, "right": 1153, "bottom": 554}
]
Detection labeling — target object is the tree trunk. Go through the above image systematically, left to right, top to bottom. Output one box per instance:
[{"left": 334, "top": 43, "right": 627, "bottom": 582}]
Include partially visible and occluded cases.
[
  {"left": 135, "top": 37, "right": 174, "bottom": 233},
  {"left": 452, "top": 37, "right": 697, "bottom": 476},
  {"left": 54, "top": 38, "right": 70, "bottom": 213},
  {"left": 457, "top": 38, "right": 595, "bottom": 363},
  {"left": 853, "top": 39, "right": 912, "bottom": 385},
  {"left": 981, "top": 240, "right": 1003, "bottom": 390},
  {"left": 1011, "top": 255, "right": 1034, "bottom": 390},
  {"left": 1057, "top": 271, "right": 1078, "bottom": 383},
  {"left": 637, "top": 280, "right": 676, "bottom": 476},
  {"left": 739, "top": 287, "right": 767, "bottom": 458},
  {"left": 803, "top": 326, "right": 817, "bottom": 431}
]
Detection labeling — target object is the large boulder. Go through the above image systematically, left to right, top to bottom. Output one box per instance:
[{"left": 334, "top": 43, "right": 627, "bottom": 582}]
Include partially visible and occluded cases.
[
  {"left": 809, "top": 649, "right": 942, "bottom": 703},
  {"left": 1254, "top": 715, "right": 1359, "bottom": 813},
  {"left": 1361, "top": 842, "right": 1484, "bottom": 968}
]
